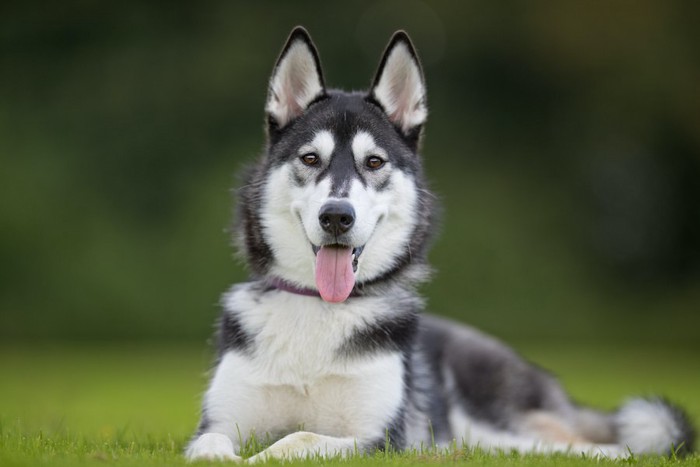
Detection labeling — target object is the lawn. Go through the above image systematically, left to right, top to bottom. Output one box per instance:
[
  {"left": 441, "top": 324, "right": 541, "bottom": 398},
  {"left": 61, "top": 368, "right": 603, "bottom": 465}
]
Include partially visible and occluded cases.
[{"left": 0, "top": 342, "right": 698, "bottom": 466}]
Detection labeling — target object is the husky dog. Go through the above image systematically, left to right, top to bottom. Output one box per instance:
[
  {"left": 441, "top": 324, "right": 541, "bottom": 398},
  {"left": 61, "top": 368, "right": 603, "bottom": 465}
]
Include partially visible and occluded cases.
[{"left": 186, "top": 27, "right": 695, "bottom": 462}]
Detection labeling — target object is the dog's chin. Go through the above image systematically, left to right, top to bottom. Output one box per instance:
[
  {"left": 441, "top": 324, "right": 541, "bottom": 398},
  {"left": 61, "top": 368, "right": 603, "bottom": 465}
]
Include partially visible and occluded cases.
[{"left": 310, "top": 243, "right": 365, "bottom": 303}]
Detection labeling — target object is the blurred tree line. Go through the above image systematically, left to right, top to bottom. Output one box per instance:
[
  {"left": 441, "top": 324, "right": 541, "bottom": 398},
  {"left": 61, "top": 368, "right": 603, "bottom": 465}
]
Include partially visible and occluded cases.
[{"left": 1, "top": 1, "right": 699, "bottom": 344}]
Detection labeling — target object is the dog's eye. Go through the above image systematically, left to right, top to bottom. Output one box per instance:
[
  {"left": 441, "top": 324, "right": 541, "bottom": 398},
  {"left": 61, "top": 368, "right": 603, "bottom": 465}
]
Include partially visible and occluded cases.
[
  {"left": 300, "top": 153, "right": 320, "bottom": 166},
  {"left": 365, "top": 156, "right": 385, "bottom": 170}
]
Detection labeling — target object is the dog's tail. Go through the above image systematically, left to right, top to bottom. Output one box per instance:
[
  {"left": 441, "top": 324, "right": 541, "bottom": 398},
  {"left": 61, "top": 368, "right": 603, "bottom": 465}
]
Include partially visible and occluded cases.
[{"left": 575, "top": 397, "right": 695, "bottom": 456}]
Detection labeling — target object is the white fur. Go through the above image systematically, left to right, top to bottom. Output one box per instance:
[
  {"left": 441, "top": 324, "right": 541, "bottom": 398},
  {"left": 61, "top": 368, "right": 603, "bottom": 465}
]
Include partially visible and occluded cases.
[
  {"left": 266, "top": 40, "right": 324, "bottom": 128},
  {"left": 372, "top": 42, "right": 427, "bottom": 133},
  {"left": 298, "top": 130, "right": 335, "bottom": 162},
  {"left": 351, "top": 131, "right": 388, "bottom": 164},
  {"left": 262, "top": 166, "right": 325, "bottom": 288},
  {"left": 350, "top": 170, "right": 419, "bottom": 282},
  {"left": 190, "top": 285, "right": 407, "bottom": 459},
  {"left": 222, "top": 285, "right": 405, "bottom": 387},
  {"left": 616, "top": 398, "right": 683, "bottom": 454},
  {"left": 186, "top": 432, "right": 241, "bottom": 462},
  {"left": 247, "top": 432, "right": 357, "bottom": 463}
]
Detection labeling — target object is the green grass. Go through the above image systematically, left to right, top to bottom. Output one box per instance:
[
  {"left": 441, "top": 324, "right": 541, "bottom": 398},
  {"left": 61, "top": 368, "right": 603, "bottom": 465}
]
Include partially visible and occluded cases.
[{"left": 0, "top": 343, "right": 698, "bottom": 466}]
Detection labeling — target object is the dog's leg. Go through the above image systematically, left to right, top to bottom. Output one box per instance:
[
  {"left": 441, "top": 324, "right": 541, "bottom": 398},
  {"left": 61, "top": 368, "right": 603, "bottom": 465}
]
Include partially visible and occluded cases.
[
  {"left": 185, "top": 352, "right": 253, "bottom": 462},
  {"left": 461, "top": 426, "right": 629, "bottom": 459},
  {"left": 246, "top": 431, "right": 358, "bottom": 463},
  {"left": 186, "top": 432, "right": 242, "bottom": 462}
]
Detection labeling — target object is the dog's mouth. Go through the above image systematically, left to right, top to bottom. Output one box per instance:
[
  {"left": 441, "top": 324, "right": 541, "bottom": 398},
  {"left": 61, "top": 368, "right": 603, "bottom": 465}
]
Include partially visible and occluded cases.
[{"left": 311, "top": 244, "right": 364, "bottom": 303}]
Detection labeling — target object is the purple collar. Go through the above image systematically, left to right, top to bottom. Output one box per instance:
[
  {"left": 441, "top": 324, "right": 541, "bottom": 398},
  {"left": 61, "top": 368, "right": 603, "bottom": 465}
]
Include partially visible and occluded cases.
[
  {"left": 266, "top": 277, "right": 361, "bottom": 299},
  {"left": 267, "top": 277, "right": 321, "bottom": 298}
]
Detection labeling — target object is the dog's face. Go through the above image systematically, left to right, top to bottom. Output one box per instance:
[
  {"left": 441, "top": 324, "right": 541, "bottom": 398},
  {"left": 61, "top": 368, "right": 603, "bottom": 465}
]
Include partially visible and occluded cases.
[{"left": 239, "top": 28, "right": 431, "bottom": 303}]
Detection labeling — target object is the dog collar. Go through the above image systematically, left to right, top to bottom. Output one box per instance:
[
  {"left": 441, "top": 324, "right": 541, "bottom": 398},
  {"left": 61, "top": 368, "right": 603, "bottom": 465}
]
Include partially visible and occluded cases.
[
  {"left": 266, "top": 277, "right": 360, "bottom": 299},
  {"left": 267, "top": 277, "right": 321, "bottom": 297}
]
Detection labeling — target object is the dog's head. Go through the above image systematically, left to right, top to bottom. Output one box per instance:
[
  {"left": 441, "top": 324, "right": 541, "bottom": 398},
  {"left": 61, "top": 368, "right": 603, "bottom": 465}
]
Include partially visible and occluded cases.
[{"left": 238, "top": 27, "right": 434, "bottom": 303}]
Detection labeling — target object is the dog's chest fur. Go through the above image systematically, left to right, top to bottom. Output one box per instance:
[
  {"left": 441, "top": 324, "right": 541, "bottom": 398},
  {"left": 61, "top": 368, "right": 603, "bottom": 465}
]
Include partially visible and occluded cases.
[{"left": 212, "top": 284, "right": 408, "bottom": 439}]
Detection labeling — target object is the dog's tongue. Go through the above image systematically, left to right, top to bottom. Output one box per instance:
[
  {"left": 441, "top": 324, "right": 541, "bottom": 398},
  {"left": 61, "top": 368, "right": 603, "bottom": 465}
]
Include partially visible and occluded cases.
[{"left": 315, "top": 246, "right": 355, "bottom": 303}]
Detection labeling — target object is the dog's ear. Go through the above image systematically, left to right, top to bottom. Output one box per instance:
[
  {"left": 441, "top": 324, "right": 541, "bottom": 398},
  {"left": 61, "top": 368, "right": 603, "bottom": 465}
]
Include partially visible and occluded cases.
[
  {"left": 266, "top": 27, "right": 326, "bottom": 132},
  {"left": 369, "top": 31, "right": 427, "bottom": 140}
]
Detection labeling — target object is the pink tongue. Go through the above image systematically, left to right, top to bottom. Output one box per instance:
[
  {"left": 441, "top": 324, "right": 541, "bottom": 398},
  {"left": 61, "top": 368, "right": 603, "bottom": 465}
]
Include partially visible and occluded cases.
[{"left": 315, "top": 246, "right": 355, "bottom": 303}]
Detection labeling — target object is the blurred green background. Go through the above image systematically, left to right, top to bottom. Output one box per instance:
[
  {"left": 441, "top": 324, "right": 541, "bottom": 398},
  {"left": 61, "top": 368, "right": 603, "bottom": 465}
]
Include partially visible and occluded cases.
[{"left": 1, "top": 1, "right": 699, "bottom": 348}]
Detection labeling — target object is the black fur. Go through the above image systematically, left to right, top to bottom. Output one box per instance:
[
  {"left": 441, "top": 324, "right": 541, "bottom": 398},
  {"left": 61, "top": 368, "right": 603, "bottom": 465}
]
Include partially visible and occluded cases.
[
  {"left": 235, "top": 163, "right": 275, "bottom": 274},
  {"left": 217, "top": 309, "right": 255, "bottom": 354},
  {"left": 337, "top": 310, "right": 418, "bottom": 358},
  {"left": 195, "top": 407, "right": 211, "bottom": 436},
  {"left": 368, "top": 408, "right": 407, "bottom": 452}
]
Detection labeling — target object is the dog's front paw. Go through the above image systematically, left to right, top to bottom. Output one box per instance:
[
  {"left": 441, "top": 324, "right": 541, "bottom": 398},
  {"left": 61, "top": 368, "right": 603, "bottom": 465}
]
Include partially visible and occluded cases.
[
  {"left": 246, "top": 432, "right": 315, "bottom": 463},
  {"left": 246, "top": 432, "right": 329, "bottom": 463},
  {"left": 186, "top": 433, "right": 242, "bottom": 462}
]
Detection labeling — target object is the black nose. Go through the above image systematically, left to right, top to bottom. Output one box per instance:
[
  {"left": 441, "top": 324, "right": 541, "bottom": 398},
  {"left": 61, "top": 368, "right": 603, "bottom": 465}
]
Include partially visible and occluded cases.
[{"left": 319, "top": 201, "right": 355, "bottom": 235}]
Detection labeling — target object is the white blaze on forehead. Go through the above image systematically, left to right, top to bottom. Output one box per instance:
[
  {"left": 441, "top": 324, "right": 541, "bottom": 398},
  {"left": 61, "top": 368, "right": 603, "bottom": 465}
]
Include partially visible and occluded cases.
[
  {"left": 298, "top": 130, "right": 335, "bottom": 162},
  {"left": 351, "top": 131, "right": 387, "bottom": 163}
]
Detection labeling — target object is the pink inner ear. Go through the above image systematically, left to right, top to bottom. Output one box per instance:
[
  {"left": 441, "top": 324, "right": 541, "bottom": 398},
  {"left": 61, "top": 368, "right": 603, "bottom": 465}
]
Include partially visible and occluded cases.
[
  {"left": 268, "top": 41, "right": 324, "bottom": 127},
  {"left": 373, "top": 44, "right": 426, "bottom": 134},
  {"left": 292, "top": 70, "right": 318, "bottom": 116},
  {"left": 282, "top": 79, "right": 303, "bottom": 118},
  {"left": 389, "top": 79, "right": 413, "bottom": 125}
]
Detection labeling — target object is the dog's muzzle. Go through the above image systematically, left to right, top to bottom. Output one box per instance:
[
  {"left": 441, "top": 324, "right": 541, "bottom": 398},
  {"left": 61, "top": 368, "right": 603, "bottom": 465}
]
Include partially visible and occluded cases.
[{"left": 311, "top": 200, "right": 365, "bottom": 303}]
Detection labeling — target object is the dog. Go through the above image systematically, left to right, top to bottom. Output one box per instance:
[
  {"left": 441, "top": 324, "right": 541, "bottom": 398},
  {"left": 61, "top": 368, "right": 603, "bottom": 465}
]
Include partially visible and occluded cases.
[{"left": 185, "top": 27, "right": 695, "bottom": 462}]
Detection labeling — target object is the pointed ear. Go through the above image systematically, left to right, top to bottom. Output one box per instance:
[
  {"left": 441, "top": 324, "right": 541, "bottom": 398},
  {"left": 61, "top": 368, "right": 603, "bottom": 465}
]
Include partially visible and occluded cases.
[
  {"left": 266, "top": 27, "right": 326, "bottom": 131},
  {"left": 369, "top": 31, "right": 427, "bottom": 137}
]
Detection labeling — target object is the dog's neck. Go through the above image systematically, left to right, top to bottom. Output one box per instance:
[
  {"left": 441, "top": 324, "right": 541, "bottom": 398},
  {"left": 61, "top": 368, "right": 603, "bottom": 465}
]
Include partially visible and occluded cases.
[{"left": 266, "top": 277, "right": 361, "bottom": 300}]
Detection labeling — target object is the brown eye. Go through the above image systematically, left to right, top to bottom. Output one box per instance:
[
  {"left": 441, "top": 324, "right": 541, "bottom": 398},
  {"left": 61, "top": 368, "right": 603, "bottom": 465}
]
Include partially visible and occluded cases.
[
  {"left": 300, "top": 153, "right": 320, "bottom": 166},
  {"left": 365, "top": 156, "right": 385, "bottom": 170}
]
